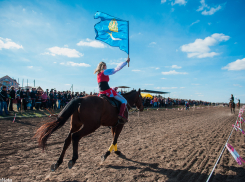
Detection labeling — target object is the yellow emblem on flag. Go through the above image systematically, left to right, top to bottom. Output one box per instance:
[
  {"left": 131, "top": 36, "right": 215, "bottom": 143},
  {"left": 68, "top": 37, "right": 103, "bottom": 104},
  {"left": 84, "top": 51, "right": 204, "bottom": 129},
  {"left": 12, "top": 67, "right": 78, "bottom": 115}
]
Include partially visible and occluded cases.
[{"left": 108, "top": 19, "right": 118, "bottom": 32}]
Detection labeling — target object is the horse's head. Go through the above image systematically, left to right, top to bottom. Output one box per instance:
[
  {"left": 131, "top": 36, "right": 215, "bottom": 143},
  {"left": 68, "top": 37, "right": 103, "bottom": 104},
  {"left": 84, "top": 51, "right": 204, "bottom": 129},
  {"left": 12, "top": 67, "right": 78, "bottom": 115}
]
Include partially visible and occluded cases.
[
  {"left": 122, "top": 89, "right": 144, "bottom": 111},
  {"left": 134, "top": 89, "right": 144, "bottom": 111}
]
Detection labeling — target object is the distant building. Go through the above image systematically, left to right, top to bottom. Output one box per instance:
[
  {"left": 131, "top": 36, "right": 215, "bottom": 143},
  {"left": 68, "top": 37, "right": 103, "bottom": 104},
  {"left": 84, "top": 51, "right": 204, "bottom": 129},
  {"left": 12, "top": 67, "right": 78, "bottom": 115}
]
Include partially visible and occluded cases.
[
  {"left": 0, "top": 75, "right": 19, "bottom": 89},
  {"left": 36, "top": 86, "right": 44, "bottom": 92}
]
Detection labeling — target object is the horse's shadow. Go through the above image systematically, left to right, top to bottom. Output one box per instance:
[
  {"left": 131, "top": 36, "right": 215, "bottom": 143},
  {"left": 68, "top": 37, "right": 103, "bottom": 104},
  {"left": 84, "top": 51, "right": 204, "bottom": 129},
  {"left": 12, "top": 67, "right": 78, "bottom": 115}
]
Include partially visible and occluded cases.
[{"left": 104, "top": 153, "right": 245, "bottom": 182}]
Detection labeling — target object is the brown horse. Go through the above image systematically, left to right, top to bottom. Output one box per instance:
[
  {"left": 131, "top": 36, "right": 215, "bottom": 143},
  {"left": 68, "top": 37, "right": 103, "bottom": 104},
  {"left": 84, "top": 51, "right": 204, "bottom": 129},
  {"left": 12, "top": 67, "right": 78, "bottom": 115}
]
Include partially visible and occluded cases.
[
  {"left": 34, "top": 89, "right": 144, "bottom": 171},
  {"left": 229, "top": 101, "right": 235, "bottom": 114},
  {"left": 237, "top": 102, "right": 240, "bottom": 110}
]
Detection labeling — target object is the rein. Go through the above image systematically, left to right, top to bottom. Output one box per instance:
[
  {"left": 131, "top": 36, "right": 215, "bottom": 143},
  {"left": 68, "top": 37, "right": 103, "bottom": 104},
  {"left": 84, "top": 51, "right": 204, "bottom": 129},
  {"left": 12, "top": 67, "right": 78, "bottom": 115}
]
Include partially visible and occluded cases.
[{"left": 127, "top": 103, "right": 139, "bottom": 114}]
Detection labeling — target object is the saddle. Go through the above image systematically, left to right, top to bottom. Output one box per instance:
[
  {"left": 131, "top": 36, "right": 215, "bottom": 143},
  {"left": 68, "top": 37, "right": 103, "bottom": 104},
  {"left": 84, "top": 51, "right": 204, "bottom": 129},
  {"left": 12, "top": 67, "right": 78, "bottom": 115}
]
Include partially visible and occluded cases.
[{"left": 100, "top": 94, "right": 121, "bottom": 111}]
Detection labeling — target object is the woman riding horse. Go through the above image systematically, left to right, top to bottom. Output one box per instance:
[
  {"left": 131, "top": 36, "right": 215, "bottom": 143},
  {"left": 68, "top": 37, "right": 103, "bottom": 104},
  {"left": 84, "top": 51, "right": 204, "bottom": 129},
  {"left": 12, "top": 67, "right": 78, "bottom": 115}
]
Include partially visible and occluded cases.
[
  {"left": 34, "top": 57, "right": 144, "bottom": 171},
  {"left": 94, "top": 58, "right": 130, "bottom": 123}
]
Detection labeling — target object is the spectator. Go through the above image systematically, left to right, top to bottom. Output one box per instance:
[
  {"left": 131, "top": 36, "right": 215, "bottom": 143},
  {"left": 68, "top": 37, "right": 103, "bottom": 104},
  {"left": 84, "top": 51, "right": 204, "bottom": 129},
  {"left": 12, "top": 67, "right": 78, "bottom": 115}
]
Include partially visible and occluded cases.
[
  {"left": 0, "top": 86, "right": 9, "bottom": 116},
  {"left": 9, "top": 86, "right": 15, "bottom": 111},
  {"left": 16, "top": 87, "right": 21, "bottom": 95},
  {"left": 30, "top": 87, "right": 37, "bottom": 110},
  {"left": 20, "top": 89, "right": 26, "bottom": 110},
  {"left": 25, "top": 89, "right": 31, "bottom": 110},
  {"left": 7, "top": 90, "right": 10, "bottom": 109},
  {"left": 49, "top": 90, "right": 54, "bottom": 109},
  {"left": 53, "top": 90, "right": 57, "bottom": 110},
  {"left": 35, "top": 91, "right": 42, "bottom": 110},
  {"left": 57, "top": 91, "right": 62, "bottom": 109},
  {"left": 67, "top": 91, "right": 71, "bottom": 103},
  {"left": 41, "top": 92, "right": 48, "bottom": 109},
  {"left": 16, "top": 95, "right": 21, "bottom": 111},
  {"left": 154, "top": 96, "right": 158, "bottom": 107}
]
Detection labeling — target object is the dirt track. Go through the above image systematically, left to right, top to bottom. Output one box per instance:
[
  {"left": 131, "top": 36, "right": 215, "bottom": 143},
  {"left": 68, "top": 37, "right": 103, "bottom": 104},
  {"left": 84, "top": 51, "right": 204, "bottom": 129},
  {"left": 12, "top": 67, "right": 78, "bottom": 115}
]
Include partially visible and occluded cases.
[{"left": 0, "top": 107, "right": 245, "bottom": 182}]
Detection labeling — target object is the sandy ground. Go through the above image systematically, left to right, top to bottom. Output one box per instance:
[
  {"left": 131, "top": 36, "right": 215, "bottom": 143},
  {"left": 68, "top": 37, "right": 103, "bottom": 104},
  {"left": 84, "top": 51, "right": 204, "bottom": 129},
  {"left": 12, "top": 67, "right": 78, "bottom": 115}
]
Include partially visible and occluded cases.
[{"left": 0, "top": 106, "right": 244, "bottom": 182}]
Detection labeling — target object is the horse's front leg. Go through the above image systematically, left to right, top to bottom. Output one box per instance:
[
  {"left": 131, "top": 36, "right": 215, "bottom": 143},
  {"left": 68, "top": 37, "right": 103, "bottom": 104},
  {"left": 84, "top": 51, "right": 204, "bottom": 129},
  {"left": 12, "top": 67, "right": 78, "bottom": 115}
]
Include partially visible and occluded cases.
[{"left": 101, "top": 124, "right": 124, "bottom": 162}]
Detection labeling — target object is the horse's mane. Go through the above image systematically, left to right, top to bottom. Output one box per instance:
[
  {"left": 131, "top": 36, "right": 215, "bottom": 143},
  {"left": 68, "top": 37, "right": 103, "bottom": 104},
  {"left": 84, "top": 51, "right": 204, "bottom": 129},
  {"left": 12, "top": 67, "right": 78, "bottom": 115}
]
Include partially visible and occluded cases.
[{"left": 121, "top": 90, "right": 137, "bottom": 96}]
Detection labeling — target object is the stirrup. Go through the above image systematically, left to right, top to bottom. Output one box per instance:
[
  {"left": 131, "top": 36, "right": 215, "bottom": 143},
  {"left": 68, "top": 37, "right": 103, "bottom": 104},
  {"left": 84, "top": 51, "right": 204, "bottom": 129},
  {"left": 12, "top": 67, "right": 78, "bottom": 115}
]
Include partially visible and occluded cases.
[{"left": 118, "top": 116, "right": 128, "bottom": 124}]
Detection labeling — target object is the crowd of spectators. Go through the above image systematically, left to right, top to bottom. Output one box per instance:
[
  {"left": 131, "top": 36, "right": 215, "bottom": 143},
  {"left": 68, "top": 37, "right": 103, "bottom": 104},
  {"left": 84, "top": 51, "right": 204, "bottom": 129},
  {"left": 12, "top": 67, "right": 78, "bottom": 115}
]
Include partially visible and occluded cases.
[
  {"left": 0, "top": 86, "right": 99, "bottom": 116},
  {"left": 0, "top": 86, "right": 213, "bottom": 116},
  {"left": 142, "top": 96, "right": 212, "bottom": 108}
]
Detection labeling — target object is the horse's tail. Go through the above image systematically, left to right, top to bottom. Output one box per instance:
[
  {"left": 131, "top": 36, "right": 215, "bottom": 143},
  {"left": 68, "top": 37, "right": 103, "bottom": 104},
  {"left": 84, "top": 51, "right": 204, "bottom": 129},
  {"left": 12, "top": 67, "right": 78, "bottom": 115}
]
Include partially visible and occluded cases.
[{"left": 34, "top": 98, "right": 81, "bottom": 150}]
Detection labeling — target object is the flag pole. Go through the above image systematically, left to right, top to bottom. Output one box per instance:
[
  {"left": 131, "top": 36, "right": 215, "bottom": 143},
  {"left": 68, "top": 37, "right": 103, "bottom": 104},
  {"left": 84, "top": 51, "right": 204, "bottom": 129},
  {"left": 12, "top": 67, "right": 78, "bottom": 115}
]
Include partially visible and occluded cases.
[{"left": 128, "top": 21, "right": 129, "bottom": 67}]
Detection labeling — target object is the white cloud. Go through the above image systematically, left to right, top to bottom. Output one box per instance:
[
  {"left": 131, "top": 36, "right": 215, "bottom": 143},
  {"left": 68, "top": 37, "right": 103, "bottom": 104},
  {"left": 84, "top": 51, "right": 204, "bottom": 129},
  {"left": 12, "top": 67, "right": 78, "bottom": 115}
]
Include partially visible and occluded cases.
[
  {"left": 161, "top": 0, "right": 167, "bottom": 3},
  {"left": 171, "top": 0, "right": 187, "bottom": 6},
  {"left": 197, "top": 0, "right": 222, "bottom": 15},
  {"left": 197, "top": 0, "right": 209, "bottom": 11},
  {"left": 202, "top": 5, "right": 222, "bottom": 15},
  {"left": 23, "top": 8, "right": 26, "bottom": 12},
  {"left": 190, "top": 20, "right": 200, "bottom": 26},
  {"left": 208, "top": 22, "right": 211, "bottom": 25},
  {"left": 181, "top": 33, "right": 230, "bottom": 58},
  {"left": 0, "top": 37, "right": 23, "bottom": 50},
  {"left": 77, "top": 38, "right": 106, "bottom": 48},
  {"left": 149, "top": 42, "right": 156, "bottom": 47},
  {"left": 234, "top": 42, "right": 237, "bottom": 44},
  {"left": 64, "top": 44, "right": 68, "bottom": 47},
  {"left": 44, "top": 47, "right": 83, "bottom": 58},
  {"left": 222, "top": 58, "right": 245, "bottom": 71},
  {"left": 60, "top": 61, "right": 91, "bottom": 67},
  {"left": 53, "top": 62, "right": 57, "bottom": 64},
  {"left": 67, "top": 62, "right": 90, "bottom": 67},
  {"left": 171, "top": 65, "right": 181, "bottom": 69},
  {"left": 27, "top": 66, "right": 33, "bottom": 69},
  {"left": 156, "top": 67, "right": 160, "bottom": 70},
  {"left": 132, "top": 70, "right": 141, "bottom": 72},
  {"left": 161, "top": 70, "right": 188, "bottom": 75},
  {"left": 161, "top": 78, "right": 166, "bottom": 79},
  {"left": 65, "top": 84, "right": 70, "bottom": 86},
  {"left": 192, "top": 84, "right": 200, "bottom": 86},
  {"left": 233, "top": 84, "right": 242, "bottom": 87},
  {"left": 198, "top": 95, "right": 204, "bottom": 97}
]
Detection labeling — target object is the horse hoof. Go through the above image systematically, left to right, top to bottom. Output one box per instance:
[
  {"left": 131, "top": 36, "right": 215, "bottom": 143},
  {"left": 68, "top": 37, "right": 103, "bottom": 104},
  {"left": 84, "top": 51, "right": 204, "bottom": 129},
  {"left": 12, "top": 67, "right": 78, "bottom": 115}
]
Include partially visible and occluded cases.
[
  {"left": 101, "top": 151, "right": 110, "bottom": 162},
  {"left": 115, "top": 151, "right": 121, "bottom": 156},
  {"left": 68, "top": 160, "right": 75, "bottom": 169},
  {"left": 51, "top": 163, "right": 59, "bottom": 172}
]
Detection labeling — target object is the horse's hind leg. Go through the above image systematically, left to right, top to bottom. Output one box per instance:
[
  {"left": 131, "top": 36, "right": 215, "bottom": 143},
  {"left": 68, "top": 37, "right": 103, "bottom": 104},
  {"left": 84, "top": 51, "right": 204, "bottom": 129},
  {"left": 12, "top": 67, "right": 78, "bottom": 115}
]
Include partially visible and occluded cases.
[
  {"left": 51, "top": 114, "right": 81, "bottom": 171},
  {"left": 68, "top": 124, "right": 100, "bottom": 169},
  {"left": 101, "top": 124, "right": 124, "bottom": 162}
]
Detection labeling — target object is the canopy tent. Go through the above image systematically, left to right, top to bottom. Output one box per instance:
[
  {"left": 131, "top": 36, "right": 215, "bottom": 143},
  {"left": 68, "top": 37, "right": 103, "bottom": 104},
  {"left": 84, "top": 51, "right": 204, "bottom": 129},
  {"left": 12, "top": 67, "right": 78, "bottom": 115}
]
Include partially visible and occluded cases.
[
  {"left": 117, "top": 86, "right": 130, "bottom": 92},
  {"left": 117, "top": 86, "right": 130, "bottom": 88},
  {"left": 141, "top": 89, "right": 170, "bottom": 94},
  {"left": 141, "top": 93, "right": 153, "bottom": 99}
]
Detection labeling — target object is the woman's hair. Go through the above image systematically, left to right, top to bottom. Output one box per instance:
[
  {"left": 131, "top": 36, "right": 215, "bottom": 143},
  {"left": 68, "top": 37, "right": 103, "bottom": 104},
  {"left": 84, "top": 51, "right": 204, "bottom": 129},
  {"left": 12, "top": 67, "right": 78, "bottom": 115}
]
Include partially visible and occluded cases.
[{"left": 94, "top": 62, "right": 106, "bottom": 74}]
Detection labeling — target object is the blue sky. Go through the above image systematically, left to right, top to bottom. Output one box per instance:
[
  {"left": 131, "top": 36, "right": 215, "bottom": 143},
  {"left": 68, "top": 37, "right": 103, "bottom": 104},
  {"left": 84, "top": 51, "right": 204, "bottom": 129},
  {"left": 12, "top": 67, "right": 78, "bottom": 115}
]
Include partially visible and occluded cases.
[{"left": 0, "top": 0, "right": 244, "bottom": 103}]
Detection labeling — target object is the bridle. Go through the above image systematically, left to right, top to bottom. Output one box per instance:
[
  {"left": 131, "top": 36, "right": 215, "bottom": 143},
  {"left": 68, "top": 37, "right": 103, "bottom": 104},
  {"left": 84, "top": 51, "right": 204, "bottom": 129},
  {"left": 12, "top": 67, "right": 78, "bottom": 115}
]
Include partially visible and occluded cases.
[{"left": 127, "top": 93, "right": 143, "bottom": 114}]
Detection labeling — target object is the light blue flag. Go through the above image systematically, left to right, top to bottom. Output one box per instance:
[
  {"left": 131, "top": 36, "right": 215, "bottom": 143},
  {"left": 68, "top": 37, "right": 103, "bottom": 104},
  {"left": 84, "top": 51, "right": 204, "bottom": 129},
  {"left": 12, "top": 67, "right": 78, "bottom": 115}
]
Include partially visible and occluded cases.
[{"left": 94, "top": 11, "right": 129, "bottom": 54}]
